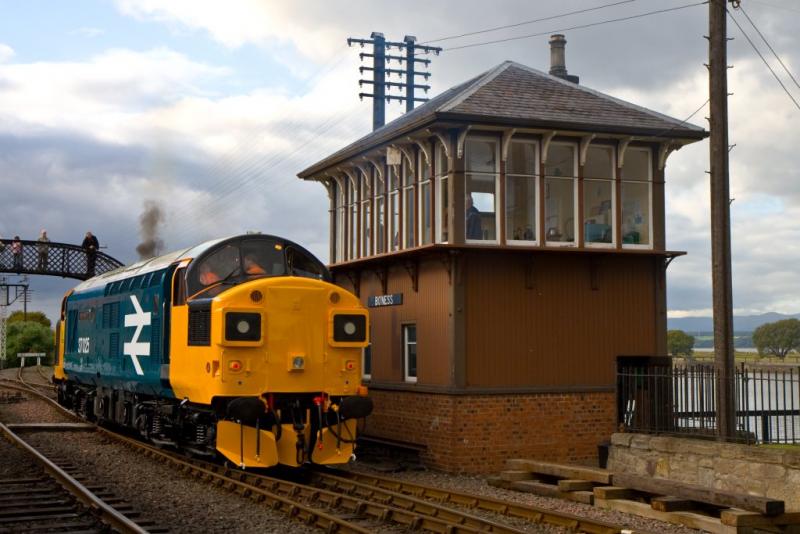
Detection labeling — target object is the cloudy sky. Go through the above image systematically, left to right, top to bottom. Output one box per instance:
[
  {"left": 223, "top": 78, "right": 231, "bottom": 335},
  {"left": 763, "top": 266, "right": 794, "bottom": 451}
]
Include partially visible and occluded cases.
[{"left": 0, "top": 0, "right": 798, "bottom": 323}]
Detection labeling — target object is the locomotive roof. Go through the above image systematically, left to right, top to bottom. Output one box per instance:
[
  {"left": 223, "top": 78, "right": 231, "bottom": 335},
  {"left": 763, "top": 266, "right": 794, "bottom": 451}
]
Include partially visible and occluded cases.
[
  {"left": 72, "top": 234, "right": 327, "bottom": 294},
  {"left": 72, "top": 235, "right": 234, "bottom": 293}
]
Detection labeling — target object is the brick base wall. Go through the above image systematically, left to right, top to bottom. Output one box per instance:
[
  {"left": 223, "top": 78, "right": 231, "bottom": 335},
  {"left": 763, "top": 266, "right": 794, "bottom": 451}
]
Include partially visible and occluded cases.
[{"left": 365, "top": 389, "right": 616, "bottom": 473}]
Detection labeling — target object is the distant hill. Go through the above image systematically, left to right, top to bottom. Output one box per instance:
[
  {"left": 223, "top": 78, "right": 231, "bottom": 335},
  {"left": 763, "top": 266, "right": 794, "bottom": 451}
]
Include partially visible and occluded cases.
[{"left": 668, "top": 312, "right": 800, "bottom": 333}]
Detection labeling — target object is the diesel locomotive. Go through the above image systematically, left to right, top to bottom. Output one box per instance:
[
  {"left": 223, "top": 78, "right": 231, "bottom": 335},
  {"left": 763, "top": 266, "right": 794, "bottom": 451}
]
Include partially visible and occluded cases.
[{"left": 53, "top": 234, "right": 372, "bottom": 468}]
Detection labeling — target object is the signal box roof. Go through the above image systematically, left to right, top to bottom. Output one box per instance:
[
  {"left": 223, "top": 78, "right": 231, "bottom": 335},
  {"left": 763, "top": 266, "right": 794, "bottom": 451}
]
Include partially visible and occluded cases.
[{"left": 299, "top": 60, "right": 706, "bottom": 178}]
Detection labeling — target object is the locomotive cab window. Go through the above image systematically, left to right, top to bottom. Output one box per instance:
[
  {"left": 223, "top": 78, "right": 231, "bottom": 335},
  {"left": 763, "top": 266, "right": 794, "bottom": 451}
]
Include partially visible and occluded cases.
[
  {"left": 186, "top": 235, "right": 331, "bottom": 299},
  {"left": 287, "top": 247, "right": 325, "bottom": 280},
  {"left": 172, "top": 267, "right": 187, "bottom": 305}
]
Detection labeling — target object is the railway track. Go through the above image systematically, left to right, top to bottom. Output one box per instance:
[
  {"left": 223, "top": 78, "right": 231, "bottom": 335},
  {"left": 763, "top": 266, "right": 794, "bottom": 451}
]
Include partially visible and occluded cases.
[
  {"left": 13, "top": 367, "right": 55, "bottom": 396},
  {"left": 3, "top": 371, "right": 654, "bottom": 533},
  {"left": 0, "top": 411, "right": 153, "bottom": 533}
]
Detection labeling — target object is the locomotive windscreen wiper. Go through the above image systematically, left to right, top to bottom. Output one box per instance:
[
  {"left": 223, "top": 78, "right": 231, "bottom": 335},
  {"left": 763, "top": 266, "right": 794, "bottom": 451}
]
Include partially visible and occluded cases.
[{"left": 217, "top": 266, "right": 242, "bottom": 285}]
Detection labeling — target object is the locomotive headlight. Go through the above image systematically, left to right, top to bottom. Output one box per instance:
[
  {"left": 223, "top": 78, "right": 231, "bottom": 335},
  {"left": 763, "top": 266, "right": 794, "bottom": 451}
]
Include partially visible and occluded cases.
[
  {"left": 225, "top": 312, "right": 261, "bottom": 342},
  {"left": 333, "top": 314, "right": 367, "bottom": 343},
  {"left": 290, "top": 355, "right": 305, "bottom": 371}
]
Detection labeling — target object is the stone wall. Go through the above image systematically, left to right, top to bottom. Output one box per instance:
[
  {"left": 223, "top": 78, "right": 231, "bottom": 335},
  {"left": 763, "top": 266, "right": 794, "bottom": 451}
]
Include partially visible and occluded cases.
[
  {"left": 366, "top": 388, "right": 616, "bottom": 473},
  {"left": 608, "top": 433, "right": 800, "bottom": 512}
]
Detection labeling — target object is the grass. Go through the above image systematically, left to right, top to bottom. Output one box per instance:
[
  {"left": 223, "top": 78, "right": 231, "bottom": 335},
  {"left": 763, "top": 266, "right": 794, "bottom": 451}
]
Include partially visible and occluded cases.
[
  {"left": 687, "top": 351, "right": 800, "bottom": 365},
  {"left": 760, "top": 443, "right": 800, "bottom": 452}
]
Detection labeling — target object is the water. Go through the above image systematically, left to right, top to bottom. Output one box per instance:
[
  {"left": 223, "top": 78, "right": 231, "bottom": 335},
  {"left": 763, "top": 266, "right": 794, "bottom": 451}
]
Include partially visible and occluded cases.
[{"left": 672, "top": 367, "right": 800, "bottom": 443}]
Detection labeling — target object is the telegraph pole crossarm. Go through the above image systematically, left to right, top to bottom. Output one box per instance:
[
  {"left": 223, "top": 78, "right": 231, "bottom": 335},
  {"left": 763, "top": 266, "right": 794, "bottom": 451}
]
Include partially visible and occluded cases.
[{"left": 348, "top": 31, "right": 441, "bottom": 130}]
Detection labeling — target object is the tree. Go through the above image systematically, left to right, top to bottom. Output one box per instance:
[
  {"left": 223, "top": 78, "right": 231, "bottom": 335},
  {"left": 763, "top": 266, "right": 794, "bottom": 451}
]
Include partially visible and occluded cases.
[
  {"left": 7, "top": 311, "right": 52, "bottom": 328},
  {"left": 752, "top": 319, "right": 800, "bottom": 359},
  {"left": 4, "top": 321, "right": 54, "bottom": 368},
  {"left": 667, "top": 329, "right": 695, "bottom": 357}
]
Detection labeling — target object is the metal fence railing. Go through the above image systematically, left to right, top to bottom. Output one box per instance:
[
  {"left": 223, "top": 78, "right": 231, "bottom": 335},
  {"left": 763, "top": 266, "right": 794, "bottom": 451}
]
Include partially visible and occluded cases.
[
  {"left": 0, "top": 239, "right": 123, "bottom": 280},
  {"left": 618, "top": 360, "right": 800, "bottom": 444}
]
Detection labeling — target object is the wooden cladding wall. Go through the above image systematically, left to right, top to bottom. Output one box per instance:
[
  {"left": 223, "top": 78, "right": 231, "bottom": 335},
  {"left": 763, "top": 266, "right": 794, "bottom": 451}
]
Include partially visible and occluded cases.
[
  {"left": 464, "top": 251, "right": 660, "bottom": 388},
  {"left": 334, "top": 256, "right": 453, "bottom": 386}
]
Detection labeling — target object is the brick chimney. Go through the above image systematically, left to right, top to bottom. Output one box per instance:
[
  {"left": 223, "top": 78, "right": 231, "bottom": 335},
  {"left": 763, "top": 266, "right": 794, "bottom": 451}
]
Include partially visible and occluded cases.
[{"left": 549, "top": 34, "right": 579, "bottom": 84}]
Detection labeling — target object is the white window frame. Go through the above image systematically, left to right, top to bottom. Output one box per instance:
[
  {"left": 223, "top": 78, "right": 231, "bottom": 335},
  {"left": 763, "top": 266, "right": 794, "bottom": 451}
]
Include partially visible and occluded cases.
[
  {"left": 464, "top": 135, "right": 500, "bottom": 245},
  {"left": 505, "top": 139, "right": 540, "bottom": 247},
  {"left": 544, "top": 141, "right": 579, "bottom": 248},
  {"left": 434, "top": 142, "right": 449, "bottom": 244},
  {"left": 584, "top": 145, "right": 617, "bottom": 249},
  {"left": 620, "top": 147, "right": 653, "bottom": 250},
  {"left": 418, "top": 154, "right": 433, "bottom": 246},
  {"left": 402, "top": 157, "right": 416, "bottom": 250},
  {"left": 388, "top": 164, "right": 400, "bottom": 252},
  {"left": 360, "top": 171, "right": 372, "bottom": 258},
  {"left": 374, "top": 172, "right": 386, "bottom": 255},
  {"left": 350, "top": 175, "right": 359, "bottom": 260},
  {"left": 334, "top": 176, "right": 346, "bottom": 263},
  {"left": 403, "top": 324, "right": 417, "bottom": 383}
]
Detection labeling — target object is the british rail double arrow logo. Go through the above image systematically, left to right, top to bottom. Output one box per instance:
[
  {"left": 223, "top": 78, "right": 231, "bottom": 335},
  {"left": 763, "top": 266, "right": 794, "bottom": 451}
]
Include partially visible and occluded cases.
[{"left": 123, "top": 295, "right": 151, "bottom": 376}]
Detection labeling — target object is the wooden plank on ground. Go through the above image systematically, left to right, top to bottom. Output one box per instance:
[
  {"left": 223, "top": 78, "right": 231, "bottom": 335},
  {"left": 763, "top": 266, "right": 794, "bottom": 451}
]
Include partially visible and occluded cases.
[
  {"left": 505, "top": 459, "right": 612, "bottom": 484},
  {"left": 499, "top": 470, "right": 533, "bottom": 482},
  {"left": 612, "top": 473, "right": 784, "bottom": 516},
  {"left": 557, "top": 479, "right": 594, "bottom": 492},
  {"left": 510, "top": 480, "right": 594, "bottom": 505},
  {"left": 593, "top": 486, "right": 634, "bottom": 500},
  {"left": 651, "top": 496, "right": 697, "bottom": 512},
  {"left": 595, "top": 497, "right": 736, "bottom": 534},
  {"left": 721, "top": 509, "right": 800, "bottom": 528}
]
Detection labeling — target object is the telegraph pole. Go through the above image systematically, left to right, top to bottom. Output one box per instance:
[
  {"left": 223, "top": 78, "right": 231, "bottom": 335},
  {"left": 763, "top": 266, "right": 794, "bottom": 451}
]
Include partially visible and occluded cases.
[
  {"left": 709, "top": 0, "right": 737, "bottom": 440},
  {"left": 347, "top": 32, "right": 441, "bottom": 130}
]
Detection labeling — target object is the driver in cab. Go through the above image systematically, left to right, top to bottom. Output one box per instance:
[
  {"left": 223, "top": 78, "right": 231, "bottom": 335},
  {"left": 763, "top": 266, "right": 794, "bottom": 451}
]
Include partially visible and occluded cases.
[
  {"left": 243, "top": 254, "right": 266, "bottom": 276},
  {"left": 198, "top": 263, "right": 221, "bottom": 285}
]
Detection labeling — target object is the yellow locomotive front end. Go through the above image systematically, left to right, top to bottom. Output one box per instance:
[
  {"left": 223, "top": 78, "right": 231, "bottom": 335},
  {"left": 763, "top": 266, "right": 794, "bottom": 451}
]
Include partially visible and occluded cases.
[{"left": 167, "top": 235, "right": 372, "bottom": 468}]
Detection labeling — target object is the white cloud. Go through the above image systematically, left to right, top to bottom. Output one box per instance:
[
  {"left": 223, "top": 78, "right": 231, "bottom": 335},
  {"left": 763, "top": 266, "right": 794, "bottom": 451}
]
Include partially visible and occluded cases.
[
  {"left": 115, "top": 0, "right": 344, "bottom": 62},
  {"left": 71, "top": 27, "right": 105, "bottom": 38},
  {"left": 0, "top": 43, "right": 14, "bottom": 63}
]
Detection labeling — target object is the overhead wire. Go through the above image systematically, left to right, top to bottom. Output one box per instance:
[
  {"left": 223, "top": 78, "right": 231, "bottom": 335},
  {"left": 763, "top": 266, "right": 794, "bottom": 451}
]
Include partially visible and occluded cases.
[
  {"left": 420, "top": 0, "right": 637, "bottom": 45},
  {"left": 422, "top": 2, "right": 708, "bottom": 53},
  {"left": 737, "top": 4, "right": 800, "bottom": 92},
  {"left": 726, "top": 8, "right": 800, "bottom": 110},
  {"left": 167, "top": 48, "right": 352, "bottom": 231},
  {"left": 174, "top": 48, "right": 350, "bottom": 207},
  {"left": 652, "top": 98, "right": 710, "bottom": 139},
  {"left": 173, "top": 101, "right": 365, "bottom": 241}
]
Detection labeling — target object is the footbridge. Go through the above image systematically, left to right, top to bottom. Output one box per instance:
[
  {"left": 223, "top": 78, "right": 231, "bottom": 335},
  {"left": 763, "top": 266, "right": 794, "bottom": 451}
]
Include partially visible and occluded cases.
[{"left": 0, "top": 239, "right": 124, "bottom": 281}]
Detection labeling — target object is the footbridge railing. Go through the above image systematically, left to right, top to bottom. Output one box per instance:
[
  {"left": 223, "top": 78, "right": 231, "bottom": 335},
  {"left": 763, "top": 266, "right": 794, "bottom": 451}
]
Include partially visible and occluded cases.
[{"left": 0, "top": 239, "right": 124, "bottom": 280}]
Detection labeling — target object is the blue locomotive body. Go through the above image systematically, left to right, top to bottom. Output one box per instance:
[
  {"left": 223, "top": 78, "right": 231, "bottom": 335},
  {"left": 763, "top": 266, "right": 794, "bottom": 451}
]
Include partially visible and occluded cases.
[{"left": 63, "top": 266, "right": 175, "bottom": 399}]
